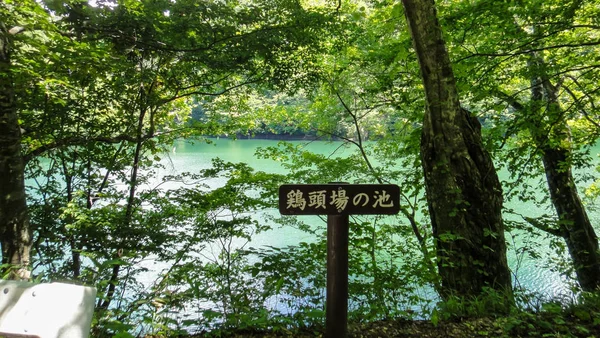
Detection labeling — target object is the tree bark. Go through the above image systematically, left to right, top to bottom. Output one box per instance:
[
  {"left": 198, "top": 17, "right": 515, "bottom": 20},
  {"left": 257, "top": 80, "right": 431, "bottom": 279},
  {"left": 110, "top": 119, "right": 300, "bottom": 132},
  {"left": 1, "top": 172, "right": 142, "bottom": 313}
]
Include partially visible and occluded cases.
[
  {"left": 401, "top": 0, "right": 512, "bottom": 300},
  {"left": 0, "top": 23, "right": 32, "bottom": 279},
  {"left": 528, "top": 52, "right": 600, "bottom": 291},
  {"left": 543, "top": 146, "right": 600, "bottom": 291}
]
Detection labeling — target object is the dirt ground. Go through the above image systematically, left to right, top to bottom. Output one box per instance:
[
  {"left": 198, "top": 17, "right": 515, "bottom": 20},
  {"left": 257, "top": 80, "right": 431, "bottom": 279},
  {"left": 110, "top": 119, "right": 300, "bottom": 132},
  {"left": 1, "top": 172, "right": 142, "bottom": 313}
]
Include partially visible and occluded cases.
[{"left": 188, "top": 315, "right": 600, "bottom": 337}]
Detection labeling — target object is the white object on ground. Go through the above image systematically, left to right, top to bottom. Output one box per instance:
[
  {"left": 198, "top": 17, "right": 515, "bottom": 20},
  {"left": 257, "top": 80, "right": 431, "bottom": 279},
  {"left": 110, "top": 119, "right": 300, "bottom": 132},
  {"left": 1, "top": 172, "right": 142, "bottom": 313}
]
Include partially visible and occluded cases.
[{"left": 0, "top": 281, "right": 96, "bottom": 338}]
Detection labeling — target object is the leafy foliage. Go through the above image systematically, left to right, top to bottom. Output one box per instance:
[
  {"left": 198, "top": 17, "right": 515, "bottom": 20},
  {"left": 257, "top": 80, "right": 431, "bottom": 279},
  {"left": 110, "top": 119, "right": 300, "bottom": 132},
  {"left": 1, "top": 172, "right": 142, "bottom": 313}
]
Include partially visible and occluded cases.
[{"left": 3, "top": 0, "right": 600, "bottom": 336}]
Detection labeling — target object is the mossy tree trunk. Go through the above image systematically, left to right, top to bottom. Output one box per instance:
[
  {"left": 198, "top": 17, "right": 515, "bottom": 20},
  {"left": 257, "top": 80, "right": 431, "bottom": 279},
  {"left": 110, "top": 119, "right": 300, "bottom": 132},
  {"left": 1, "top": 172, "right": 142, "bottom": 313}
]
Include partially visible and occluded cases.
[
  {"left": 401, "top": 0, "right": 512, "bottom": 300},
  {"left": 0, "top": 23, "right": 31, "bottom": 280}
]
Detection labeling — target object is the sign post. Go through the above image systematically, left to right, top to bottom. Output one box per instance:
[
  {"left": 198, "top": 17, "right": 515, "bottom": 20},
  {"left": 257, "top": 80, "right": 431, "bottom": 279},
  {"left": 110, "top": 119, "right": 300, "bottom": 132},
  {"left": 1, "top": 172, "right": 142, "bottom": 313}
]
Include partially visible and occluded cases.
[
  {"left": 279, "top": 183, "right": 400, "bottom": 338},
  {"left": 326, "top": 213, "right": 349, "bottom": 338}
]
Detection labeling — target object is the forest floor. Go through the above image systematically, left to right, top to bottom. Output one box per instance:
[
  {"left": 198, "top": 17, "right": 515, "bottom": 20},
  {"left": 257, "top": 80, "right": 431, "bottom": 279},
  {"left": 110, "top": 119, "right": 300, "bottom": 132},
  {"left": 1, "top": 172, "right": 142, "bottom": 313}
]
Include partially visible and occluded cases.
[{"left": 187, "top": 314, "right": 600, "bottom": 337}]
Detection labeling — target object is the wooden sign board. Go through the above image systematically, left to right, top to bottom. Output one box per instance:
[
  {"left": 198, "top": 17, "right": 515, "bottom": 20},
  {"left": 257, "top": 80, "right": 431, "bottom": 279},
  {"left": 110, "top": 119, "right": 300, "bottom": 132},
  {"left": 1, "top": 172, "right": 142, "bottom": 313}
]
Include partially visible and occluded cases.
[{"left": 279, "top": 184, "right": 400, "bottom": 215}]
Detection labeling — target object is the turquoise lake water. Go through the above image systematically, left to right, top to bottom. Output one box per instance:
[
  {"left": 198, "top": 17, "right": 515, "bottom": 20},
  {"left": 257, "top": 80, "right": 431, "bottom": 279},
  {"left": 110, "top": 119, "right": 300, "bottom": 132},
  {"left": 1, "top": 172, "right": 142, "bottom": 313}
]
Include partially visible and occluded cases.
[
  {"left": 27, "top": 137, "right": 599, "bottom": 316},
  {"left": 143, "top": 138, "right": 600, "bottom": 300}
]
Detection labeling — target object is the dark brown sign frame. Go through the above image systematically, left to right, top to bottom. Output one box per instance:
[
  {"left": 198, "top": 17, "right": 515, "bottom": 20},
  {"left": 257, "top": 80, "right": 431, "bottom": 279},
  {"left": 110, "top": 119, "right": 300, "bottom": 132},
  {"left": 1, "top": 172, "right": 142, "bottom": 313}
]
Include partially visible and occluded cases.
[{"left": 278, "top": 183, "right": 400, "bottom": 215}]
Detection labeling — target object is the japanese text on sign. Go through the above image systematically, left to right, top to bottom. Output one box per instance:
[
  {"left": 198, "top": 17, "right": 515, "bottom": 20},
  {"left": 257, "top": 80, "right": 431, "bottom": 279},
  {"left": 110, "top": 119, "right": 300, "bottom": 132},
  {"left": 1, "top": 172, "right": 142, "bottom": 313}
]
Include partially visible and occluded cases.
[{"left": 279, "top": 184, "right": 400, "bottom": 215}]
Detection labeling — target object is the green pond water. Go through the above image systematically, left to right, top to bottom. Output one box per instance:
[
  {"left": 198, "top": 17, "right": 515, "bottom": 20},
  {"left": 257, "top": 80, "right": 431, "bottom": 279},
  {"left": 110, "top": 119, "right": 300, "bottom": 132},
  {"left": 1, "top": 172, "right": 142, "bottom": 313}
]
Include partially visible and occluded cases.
[
  {"left": 28, "top": 137, "right": 599, "bottom": 310},
  {"left": 145, "top": 138, "right": 600, "bottom": 300}
]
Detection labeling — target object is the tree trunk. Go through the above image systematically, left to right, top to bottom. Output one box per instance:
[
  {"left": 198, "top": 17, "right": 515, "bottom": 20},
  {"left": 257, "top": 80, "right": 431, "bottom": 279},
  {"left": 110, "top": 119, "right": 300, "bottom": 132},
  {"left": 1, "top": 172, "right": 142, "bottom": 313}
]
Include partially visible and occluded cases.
[
  {"left": 401, "top": 0, "right": 512, "bottom": 300},
  {"left": 0, "top": 23, "right": 32, "bottom": 280},
  {"left": 528, "top": 52, "right": 600, "bottom": 291},
  {"left": 100, "top": 85, "right": 148, "bottom": 309},
  {"left": 543, "top": 147, "right": 600, "bottom": 290}
]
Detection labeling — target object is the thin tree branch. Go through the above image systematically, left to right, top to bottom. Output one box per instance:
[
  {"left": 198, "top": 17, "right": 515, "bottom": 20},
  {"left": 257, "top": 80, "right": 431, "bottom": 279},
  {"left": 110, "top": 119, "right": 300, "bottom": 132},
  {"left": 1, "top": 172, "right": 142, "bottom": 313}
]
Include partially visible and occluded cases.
[
  {"left": 87, "top": 23, "right": 298, "bottom": 54},
  {"left": 563, "top": 76, "right": 600, "bottom": 131},
  {"left": 333, "top": 89, "right": 426, "bottom": 246},
  {"left": 522, "top": 216, "right": 567, "bottom": 238}
]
